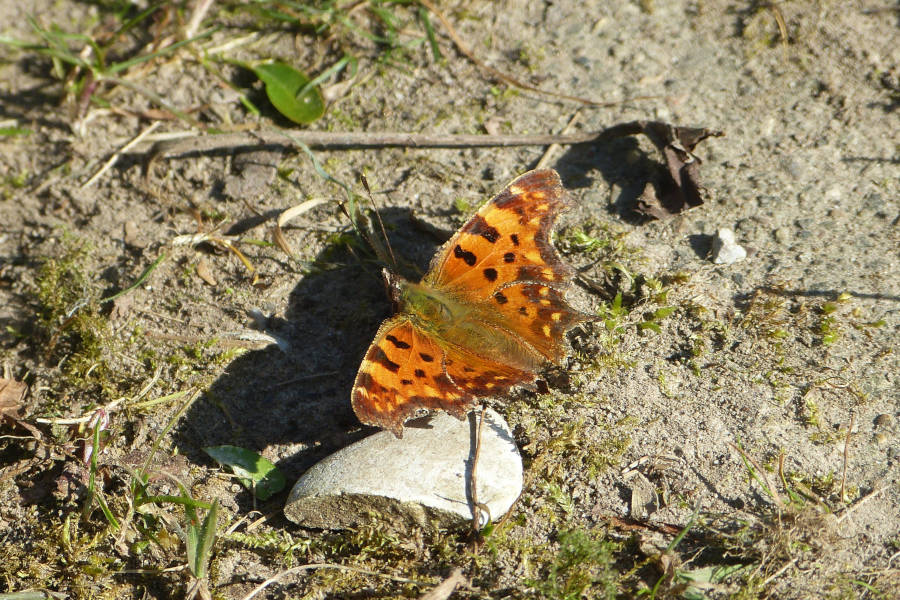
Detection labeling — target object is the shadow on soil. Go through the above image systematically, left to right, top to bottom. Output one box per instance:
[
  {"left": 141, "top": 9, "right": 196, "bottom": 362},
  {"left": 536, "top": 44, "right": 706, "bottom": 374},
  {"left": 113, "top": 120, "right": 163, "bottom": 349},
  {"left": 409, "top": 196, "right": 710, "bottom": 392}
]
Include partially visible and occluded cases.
[
  {"left": 557, "top": 135, "right": 663, "bottom": 224},
  {"left": 173, "top": 206, "right": 447, "bottom": 484}
]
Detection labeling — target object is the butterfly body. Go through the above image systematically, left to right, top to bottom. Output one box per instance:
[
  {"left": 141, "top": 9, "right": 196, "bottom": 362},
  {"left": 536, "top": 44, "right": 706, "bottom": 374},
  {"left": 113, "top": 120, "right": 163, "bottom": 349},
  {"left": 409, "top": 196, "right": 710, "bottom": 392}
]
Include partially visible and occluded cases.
[
  {"left": 353, "top": 169, "right": 591, "bottom": 437},
  {"left": 389, "top": 272, "right": 543, "bottom": 371}
]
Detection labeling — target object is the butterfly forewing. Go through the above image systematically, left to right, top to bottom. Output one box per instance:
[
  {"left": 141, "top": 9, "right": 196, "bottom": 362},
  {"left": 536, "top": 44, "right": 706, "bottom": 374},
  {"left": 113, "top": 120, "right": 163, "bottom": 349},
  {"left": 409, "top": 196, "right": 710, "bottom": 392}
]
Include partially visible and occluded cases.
[
  {"left": 424, "top": 169, "right": 574, "bottom": 297},
  {"left": 425, "top": 169, "right": 590, "bottom": 363}
]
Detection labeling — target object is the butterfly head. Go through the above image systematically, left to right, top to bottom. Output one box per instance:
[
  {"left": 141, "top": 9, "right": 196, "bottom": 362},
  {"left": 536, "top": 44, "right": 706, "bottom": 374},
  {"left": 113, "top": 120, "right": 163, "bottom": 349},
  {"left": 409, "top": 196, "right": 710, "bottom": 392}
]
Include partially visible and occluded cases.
[
  {"left": 382, "top": 267, "right": 455, "bottom": 328},
  {"left": 381, "top": 268, "right": 407, "bottom": 312}
]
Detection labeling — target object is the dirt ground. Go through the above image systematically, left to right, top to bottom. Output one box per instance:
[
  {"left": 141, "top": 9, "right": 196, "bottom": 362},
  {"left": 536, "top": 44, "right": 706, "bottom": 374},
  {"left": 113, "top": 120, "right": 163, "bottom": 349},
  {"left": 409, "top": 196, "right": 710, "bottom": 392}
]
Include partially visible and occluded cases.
[{"left": 1, "top": 1, "right": 898, "bottom": 598}]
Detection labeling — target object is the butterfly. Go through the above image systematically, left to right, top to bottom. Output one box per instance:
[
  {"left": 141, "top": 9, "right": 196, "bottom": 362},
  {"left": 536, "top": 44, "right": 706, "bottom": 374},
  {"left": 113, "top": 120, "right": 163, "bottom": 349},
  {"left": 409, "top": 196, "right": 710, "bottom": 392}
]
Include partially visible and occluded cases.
[{"left": 351, "top": 169, "right": 592, "bottom": 437}]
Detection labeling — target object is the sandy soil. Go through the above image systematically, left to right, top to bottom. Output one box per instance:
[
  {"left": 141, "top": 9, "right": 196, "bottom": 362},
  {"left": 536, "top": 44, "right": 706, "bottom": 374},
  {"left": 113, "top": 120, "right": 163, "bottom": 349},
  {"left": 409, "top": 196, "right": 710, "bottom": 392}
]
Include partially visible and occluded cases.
[{"left": 1, "top": 1, "right": 897, "bottom": 598}]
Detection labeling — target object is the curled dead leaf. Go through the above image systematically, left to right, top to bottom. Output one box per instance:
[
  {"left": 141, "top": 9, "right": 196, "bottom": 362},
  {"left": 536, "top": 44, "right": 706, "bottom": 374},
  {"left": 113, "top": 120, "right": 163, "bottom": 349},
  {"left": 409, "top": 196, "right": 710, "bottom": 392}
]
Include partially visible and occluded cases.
[
  {"left": 595, "top": 120, "right": 723, "bottom": 219},
  {"left": 274, "top": 197, "right": 331, "bottom": 257},
  {"left": 196, "top": 257, "right": 217, "bottom": 286},
  {"left": 0, "top": 377, "right": 42, "bottom": 439}
]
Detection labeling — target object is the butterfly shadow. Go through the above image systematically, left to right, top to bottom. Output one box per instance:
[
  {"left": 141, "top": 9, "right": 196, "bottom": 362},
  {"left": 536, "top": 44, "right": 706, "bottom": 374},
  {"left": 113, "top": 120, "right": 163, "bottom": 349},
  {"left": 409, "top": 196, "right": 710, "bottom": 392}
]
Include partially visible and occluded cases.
[{"left": 173, "top": 206, "right": 445, "bottom": 496}]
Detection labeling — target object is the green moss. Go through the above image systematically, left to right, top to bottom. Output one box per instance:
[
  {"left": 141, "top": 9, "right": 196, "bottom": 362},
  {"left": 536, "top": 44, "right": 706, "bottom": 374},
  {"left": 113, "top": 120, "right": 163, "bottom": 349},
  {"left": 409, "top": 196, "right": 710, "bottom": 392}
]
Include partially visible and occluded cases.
[
  {"left": 2, "top": 170, "right": 29, "bottom": 198},
  {"left": 453, "top": 196, "right": 473, "bottom": 214},
  {"left": 32, "top": 237, "right": 121, "bottom": 399},
  {"left": 527, "top": 416, "right": 634, "bottom": 485},
  {"left": 0, "top": 513, "right": 130, "bottom": 600},
  {"left": 526, "top": 528, "right": 619, "bottom": 600}
]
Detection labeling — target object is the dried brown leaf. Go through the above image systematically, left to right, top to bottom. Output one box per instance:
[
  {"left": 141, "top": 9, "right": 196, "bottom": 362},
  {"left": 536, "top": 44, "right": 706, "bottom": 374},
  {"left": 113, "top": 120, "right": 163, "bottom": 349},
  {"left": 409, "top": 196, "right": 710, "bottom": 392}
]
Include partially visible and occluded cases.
[
  {"left": 595, "top": 120, "right": 722, "bottom": 219},
  {"left": 0, "top": 377, "right": 27, "bottom": 418}
]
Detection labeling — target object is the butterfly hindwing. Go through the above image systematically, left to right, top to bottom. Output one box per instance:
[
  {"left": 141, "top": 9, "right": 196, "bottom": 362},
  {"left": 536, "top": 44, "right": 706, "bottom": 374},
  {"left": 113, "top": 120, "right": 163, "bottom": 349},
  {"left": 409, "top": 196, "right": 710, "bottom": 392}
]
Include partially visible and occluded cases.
[
  {"left": 490, "top": 281, "right": 589, "bottom": 363},
  {"left": 351, "top": 318, "right": 473, "bottom": 437},
  {"left": 441, "top": 340, "right": 536, "bottom": 396}
]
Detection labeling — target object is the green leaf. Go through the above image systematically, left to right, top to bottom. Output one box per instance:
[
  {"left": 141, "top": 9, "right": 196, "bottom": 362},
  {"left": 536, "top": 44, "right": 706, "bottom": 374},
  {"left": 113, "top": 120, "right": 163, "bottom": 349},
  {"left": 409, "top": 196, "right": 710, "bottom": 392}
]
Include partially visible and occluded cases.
[
  {"left": 418, "top": 6, "right": 443, "bottom": 62},
  {"left": 252, "top": 61, "right": 325, "bottom": 124},
  {"left": 0, "top": 127, "right": 32, "bottom": 137},
  {"left": 653, "top": 306, "right": 677, "bottom": 320},
  {"left": 638, "top": 321, "right": 661, "bottom": 333},
  {"left": 203, "top": 445, "right": 286, "bottom": 500},
  {"left": 677, "top": 563, "right": 753, "bottom": 599}
]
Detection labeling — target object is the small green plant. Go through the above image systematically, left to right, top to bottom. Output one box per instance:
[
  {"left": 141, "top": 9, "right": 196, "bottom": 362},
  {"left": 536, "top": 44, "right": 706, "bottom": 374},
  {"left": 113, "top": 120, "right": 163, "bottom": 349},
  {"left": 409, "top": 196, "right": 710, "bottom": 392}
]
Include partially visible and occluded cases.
[
  {"left": 0, "top": 12, "right": 215, "bottom": 122},
  {"left": 248, "top": 60, "right": 327, "bottom": 124},
  {"left": 3, "top": 169, "right": 29, "bottom": 188},
  {"left": 454, "top": 196, "right": 472, "bottom": 214},
  {"left": 34, "top": 237, "right": 112, "bottom": 389},
  {"left": 817, "top": 292, "right": 853, "bottom": 345},
  {"left": 638, "top": 305, "right": 677, "bottom": 334},
  {"left": 204, "top": 445, "right": 286, "bottom": 500},
  {"left": 540, "top": 481, "right": 576, "bottom": 519},
  {"left": 185, "top": 498, "right": 219, "bottom": 580},
  {"left": 527, "top": 528, "right": 618, "bottom": 600},
  {"left": 224, "top": 530, "right": 314, "bottom": 567}
]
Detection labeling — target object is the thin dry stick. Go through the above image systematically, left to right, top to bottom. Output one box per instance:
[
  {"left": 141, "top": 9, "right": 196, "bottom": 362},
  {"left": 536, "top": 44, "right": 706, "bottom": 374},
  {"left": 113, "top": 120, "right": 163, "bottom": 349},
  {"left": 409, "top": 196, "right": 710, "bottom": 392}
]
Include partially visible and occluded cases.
[
  {"left": 184, "top": 0, "right": 215, "bottom": 40},
  {"left": 417, "top": 0, "right": 644, "bottom": 108},
  {"left": 767, "top": 3, "right": 790, "bottom": 55},
  {"left": 82, "top": 121, "right": 162, "bottom": 188},
  {"left": 147, "top": 123, "right": 665, "bottom": 158},
  {"left": 148, "top": 129, "right": 605, "bottom": 157},
  {"left": 360, "top": 174, "right": 397, "bottom": 268},
  {"left": 274, "top": 197, "right": 332, "bottom": 257},
  {"left": 34, "top": 366, "right": 163, "bottom": 424},
  {"left": 469, "top": 406, "right": 490, "bottom": 536},
  {"left": 840, "top": 412, "right": 855, "bottom": 503},
  {"left": 837, "top": 486, "right": 887, "bottom": 524},
  {"left": 760, "top": 557, "right": 799, "bottom": 588},
  {"left": 239, "top": 563, "right": 428, "bottom": 600},
  {"left": 418, "top": 568, "right": 465, "bottom": 600}
]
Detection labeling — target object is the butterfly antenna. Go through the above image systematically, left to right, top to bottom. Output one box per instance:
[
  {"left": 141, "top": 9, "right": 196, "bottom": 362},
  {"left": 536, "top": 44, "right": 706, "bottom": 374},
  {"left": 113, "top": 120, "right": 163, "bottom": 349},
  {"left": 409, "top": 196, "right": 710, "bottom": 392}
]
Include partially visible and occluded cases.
[
  {"left": 361, "top": 174, "right": 397, "bottom": 269},
  {"left": 335, "top": 193, "right": 386, "bottom": 274}
]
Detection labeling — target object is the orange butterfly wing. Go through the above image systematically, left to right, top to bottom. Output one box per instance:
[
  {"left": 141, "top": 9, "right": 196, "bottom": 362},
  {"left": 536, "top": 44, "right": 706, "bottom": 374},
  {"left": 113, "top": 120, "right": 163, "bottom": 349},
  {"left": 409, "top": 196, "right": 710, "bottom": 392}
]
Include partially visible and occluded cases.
[
  {"left": 352, "top": 169, "right": 591, "bottom": 437},
  {"left": 424, "top": 169, "right": 591, "bottom": 362},
  {"left": 351, "top": 318, "right": 534, "bottom": 437}
]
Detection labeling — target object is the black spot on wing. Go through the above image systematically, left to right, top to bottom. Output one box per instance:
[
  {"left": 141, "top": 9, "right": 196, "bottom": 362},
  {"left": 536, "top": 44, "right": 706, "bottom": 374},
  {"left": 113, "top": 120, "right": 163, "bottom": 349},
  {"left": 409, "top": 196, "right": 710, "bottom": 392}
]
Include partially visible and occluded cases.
[
  {"left": 465, "top": 215, "right": 500, "bottom": 243},
  {"left": 510, "top": 234, "right": 520, "bottom": 246},
  {"left": 453, "top": 245, "right": 477, "bottom": 266},
  {"left": 503, "top": 252, "right": 515, "bottom": 263},
  {"left": 483, "top": 268, "right": 498, "bottom": 282},
  {"left": 494, "top": 291, "right": 508, "bottom": 304},
  {"left": 385, "top": 334, "right": 411, "bottom": 349},
  {"left": 371, "top": 347, "right": 400, "bottom": 373},
  {"left": 419, "top": 352, "right": 434, "bottom": 362},
  {"left": 414, "top": 369, "right": 426, "bottom": 378}
]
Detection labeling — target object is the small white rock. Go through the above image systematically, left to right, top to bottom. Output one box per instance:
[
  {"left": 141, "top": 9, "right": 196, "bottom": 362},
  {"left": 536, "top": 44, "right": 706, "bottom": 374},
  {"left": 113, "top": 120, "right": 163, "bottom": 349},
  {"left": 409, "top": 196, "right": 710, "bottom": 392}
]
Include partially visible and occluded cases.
[
  {"left": 711, "top": 228, "right": 747, "bottom": 264},
  {"left": 284, "top": 409, "right": 522, "bottom": 530}
]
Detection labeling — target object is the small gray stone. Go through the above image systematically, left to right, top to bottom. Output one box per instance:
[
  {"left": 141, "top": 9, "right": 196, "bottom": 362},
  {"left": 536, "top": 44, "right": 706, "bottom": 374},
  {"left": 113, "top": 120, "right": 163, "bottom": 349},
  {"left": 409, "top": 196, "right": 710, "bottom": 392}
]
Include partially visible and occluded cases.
[
  {"left": 774, "top": 227, "right": 791, "bottom": 244},
  {"left": 711, "top": 228, "right": 747, "bottom": 264},
  {"left": 285, "top": 409, "right": 522, "bottom": 530}
]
